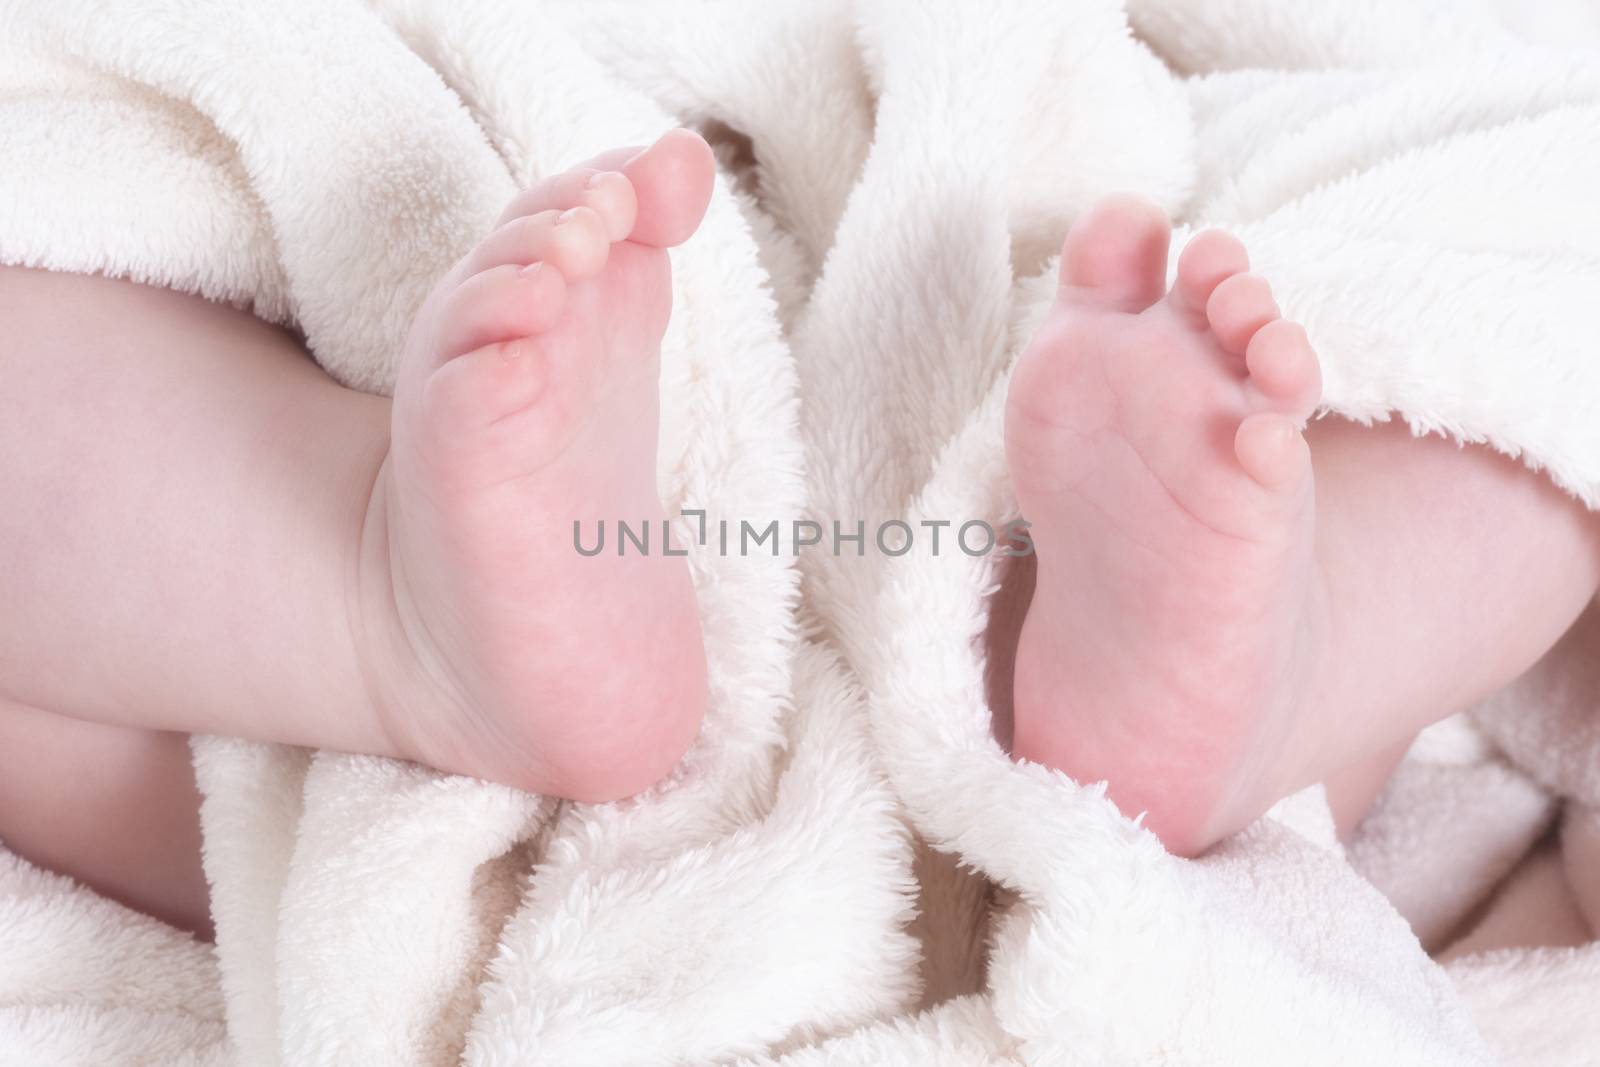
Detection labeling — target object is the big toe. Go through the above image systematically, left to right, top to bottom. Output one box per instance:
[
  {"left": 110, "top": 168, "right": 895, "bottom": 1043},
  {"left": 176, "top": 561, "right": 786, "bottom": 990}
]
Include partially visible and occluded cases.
[
  {"left": 496, "top": 129, "right": 716, "bottom": 251},
  {"left": 621, "top": 129, "right": 716, "bottom": 248},
  {"left": 1058, "top": 194, "right": 1172, "bottom": 313}
]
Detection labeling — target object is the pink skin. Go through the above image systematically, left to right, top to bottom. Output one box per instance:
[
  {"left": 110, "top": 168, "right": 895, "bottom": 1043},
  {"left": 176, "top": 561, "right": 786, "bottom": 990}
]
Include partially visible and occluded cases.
[
  {"left": 0, "top": 131, "right": 715, "bottom": 932},
  {"left": 1006, "top": 196, "right": 1600, "bottom": 855}
]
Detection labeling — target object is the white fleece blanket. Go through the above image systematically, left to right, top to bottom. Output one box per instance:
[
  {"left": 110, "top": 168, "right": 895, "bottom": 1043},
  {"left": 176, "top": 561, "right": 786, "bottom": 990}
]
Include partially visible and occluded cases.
[{"left": 3, "top": 1, "right": 1600, "bottom": 1064}]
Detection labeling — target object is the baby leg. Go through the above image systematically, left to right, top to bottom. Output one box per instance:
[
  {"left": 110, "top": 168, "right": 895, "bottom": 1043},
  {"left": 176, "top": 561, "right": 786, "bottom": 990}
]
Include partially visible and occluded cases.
[
  {"left": 0, "top": 131, "right": 713, "bottom": 788},
  {"left": 0, "top": 132, "right": 716, "bottom": 929},
  {"left": 1005, "top": 197, "right": 1600, "bottom": 854},
  {"left": 0, "top": 265, "right": 394, "bottom": 753},
  {"left": 1307, "top": 416, "right": 1598, "bottom": 836},
  {"left": 0, "top": 700, "right": 209, "bottom": 936}
]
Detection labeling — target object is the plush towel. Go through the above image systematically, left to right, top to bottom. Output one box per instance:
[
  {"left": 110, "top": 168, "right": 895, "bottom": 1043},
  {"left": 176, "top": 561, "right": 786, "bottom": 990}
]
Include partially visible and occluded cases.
[{"left": 2, "top": 0, "right": 1598, "bottom": 1063}]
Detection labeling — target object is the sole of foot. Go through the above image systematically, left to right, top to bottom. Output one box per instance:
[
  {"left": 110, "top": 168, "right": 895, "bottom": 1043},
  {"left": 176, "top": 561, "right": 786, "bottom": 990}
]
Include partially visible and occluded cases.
[
  {"left": 363, "top": 130, "right": 717, "bottom": 803},
  {"left": 1006, "top": 195, "right": 1326, "bottom": 855}
]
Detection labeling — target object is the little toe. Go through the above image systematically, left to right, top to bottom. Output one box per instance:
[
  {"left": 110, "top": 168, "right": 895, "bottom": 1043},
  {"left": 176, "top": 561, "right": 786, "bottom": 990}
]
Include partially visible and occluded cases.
[
  {"left": 1058, "top": 194, "right": 1172, "bottom": 313},
  {"left": 462, "top": 207, "right": 611, "bottom": 281},
  {"left": 1171, "top": 229, "right": 1249, "bottom": 321},
  {"left": 435, "top": 262, "right": 567, "bottom": 362},
  {"left": 1206, "top": 272, "right": 1280, "bottom": 356},
  {"left": 1245, "top": 319, "right": 1322, "bottom": 417},
  {"left": 1234, "top": 412, "right": 1311, "bottom": 492}
]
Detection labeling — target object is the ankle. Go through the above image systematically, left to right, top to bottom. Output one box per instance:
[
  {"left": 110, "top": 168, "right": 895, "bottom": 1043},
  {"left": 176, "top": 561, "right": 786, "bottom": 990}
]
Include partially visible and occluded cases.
[
  {"left": 344, "top": 450, "right": 435, "bottom": 764},
  {"left": 345, "top": 450, "right": 709, "bottom": 799},
  {"left": 1197, "top": 567, "right": 1341, "bottom": 845}
]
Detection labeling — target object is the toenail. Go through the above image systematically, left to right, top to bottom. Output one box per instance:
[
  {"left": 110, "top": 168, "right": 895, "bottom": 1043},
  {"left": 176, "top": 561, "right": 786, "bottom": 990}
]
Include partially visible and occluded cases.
[
  {"left": 586, "top": 171, "right": 621, "bottom": 190},
  {"left": 557, "top": 208, "right": 584, "bottom": 225},
  {"left": 519, "top": 261, "right": 545, "bottom": 278}
]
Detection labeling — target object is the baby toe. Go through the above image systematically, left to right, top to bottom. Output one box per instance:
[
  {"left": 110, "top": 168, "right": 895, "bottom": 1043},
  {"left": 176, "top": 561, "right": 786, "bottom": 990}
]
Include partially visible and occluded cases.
[
  {"left": 618, "top": 128, "right": 716, "bottom": 248},
  {"left": 496, "top": 165, "right": 639, "bottom": 243},
  {"left": 580, "top": 171, "right": 639, "bottom": 241},
  {"left": 1057, "top": 194, "right": 1172, "bottom": 313},
  {"left": 462, "top": 207, "right": 611, "bottom": 282},
  {"left": 1171, "top": 229, "right": 1249, "bottom": 322},
  {"left": 436, "top": 262, "right": 567, "bottom": 362},
  {"left": 1206, "top": 272, "right": 1279, "bottom": 356},
  {"left": 1245, "top": 319, "right": 1322, "bottom": 418},
  {"left": 1234, "top": 412, "right": 1310, "bottom": 492}
]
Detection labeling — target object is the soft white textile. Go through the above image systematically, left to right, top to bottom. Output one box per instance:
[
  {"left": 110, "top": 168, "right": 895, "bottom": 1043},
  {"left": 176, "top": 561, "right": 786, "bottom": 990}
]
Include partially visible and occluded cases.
[{"left": 2, "top": 1, "right": 1598, "bottom": 1063}]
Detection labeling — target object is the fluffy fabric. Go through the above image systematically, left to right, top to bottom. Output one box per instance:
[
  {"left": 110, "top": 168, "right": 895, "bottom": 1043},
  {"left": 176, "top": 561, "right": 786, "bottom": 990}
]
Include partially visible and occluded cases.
[{"left": 1, "top": 0, "right": 1598, "bottom": 1063}]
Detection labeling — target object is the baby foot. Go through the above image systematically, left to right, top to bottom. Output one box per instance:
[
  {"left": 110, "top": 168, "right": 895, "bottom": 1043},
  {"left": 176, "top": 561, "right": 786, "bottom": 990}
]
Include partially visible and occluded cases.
[
  {"left": 358, "top": 130, "right": 715, "bottom": 801},
  {"left": 1006, "top": 196, "right": 1327, "bottom": 855}
]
